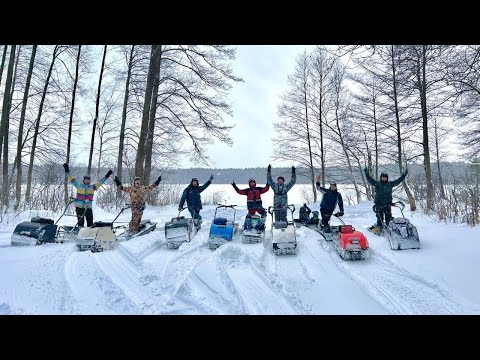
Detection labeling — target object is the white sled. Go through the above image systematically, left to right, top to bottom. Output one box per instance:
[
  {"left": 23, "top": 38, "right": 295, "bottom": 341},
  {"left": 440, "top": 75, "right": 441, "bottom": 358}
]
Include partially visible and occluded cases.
[
  {"left": 384, "top": 201, "right": 421, "bottom": 250},
  {"left": 269, "top": 205, "right": 297, "bottom": 256},
  {"left": 165, "top": 207, "right": 198, "bottom": 249},
  {"left": 241, "top": 214, "right": 266, "bottom": 244},
  {"left": 76, "top": 225, "right": 117, "bottom": 252}
]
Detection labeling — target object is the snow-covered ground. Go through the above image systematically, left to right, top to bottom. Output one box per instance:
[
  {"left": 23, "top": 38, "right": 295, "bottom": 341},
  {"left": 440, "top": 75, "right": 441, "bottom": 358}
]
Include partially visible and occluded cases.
[{"left": 1, "top": 186, "right": 479, "bottom": 315}]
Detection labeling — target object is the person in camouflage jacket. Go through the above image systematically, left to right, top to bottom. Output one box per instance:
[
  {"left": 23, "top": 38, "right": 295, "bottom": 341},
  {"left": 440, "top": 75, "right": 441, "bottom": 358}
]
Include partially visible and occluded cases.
[
  {"left": 267, "top": 164, "right": 296, "bottom": 222},
  {"left": 114, "top": 175, "right": 162, "bottom": 235}
]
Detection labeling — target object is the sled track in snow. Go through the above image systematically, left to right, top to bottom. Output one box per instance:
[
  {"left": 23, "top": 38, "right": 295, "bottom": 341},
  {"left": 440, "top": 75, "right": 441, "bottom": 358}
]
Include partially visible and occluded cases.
[
  {"left": 315, "top": 233, "right": 469, "bottom": 314},
  {"left": 93, "top": 250, "right": 168, "bottom": 314}
]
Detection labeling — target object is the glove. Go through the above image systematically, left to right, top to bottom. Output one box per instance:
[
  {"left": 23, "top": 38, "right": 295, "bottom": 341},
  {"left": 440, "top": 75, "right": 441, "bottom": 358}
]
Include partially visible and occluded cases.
[
  {"left": 63, "top": 163, "right": 70, "bottom": 173},
  {"left": 267, "top": 164, "right": 271, "bottom": 172},
  {"left": 292, "top": 166, "right": 295, "bottom": 173},
  {"left": 105, "top": 170, "right": 113, "bottom": 178},
  {"left": 210, "top": 174, "right": 214, "bottom": 181},
  {"left": 114, "top": 176, "right": 122, "bottom": 187},
  {"left": 154, "top": 176, "right": 162, "bottom": 186},
  {"left": 231, "top": 181, "right": 237, "bottom": 188},
  {"left": 178, "top": 207, "right": 182, "bottom": 212},
  {"left": 336, "top": 211, "right": 344, "bottom": 217}
]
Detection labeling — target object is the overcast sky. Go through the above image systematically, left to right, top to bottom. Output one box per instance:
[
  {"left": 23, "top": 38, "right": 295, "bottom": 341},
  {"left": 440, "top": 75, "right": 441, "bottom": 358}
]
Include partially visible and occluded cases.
[{"left": 185, "top": 45, "right": 314, "bottom": 169}]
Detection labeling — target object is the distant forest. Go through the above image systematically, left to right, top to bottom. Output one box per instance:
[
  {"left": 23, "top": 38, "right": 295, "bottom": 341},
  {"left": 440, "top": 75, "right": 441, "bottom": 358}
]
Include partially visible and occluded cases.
[
  {"left": 17, "top": 161, "right": 469, "bottom": 185},
  {"left": 165, "top": 162, "right": 468, "bottom": 185}
]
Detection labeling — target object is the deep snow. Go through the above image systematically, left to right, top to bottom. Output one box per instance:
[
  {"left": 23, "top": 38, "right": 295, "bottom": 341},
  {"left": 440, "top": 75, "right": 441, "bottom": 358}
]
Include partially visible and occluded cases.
[{"left": 1, "top": 184, "right": 479, "bottom": 315}]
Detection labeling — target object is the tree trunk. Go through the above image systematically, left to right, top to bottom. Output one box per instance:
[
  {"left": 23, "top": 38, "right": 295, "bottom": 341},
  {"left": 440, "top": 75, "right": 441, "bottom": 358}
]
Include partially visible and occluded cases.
[
  {"left": 0, "top": 45, "right": 16, "bottom": 209},
  {"left": 0, "top": 45, "right": 7, "bottom": 89},
  {"left": 15, "top": 45, "right": 37, "bottom": 211},
  {"left": 65, "top": 45, "right": 81, "bottom": 205},
  {"left": 88, "top": 45, "right": 107, "bottom": 174},
  {"left": 117, "top": 45, "right": 135, "bottom": 201},
  {"left": 135, "top": 45, "right": 158, "bottom": 182},
  {"left": 144, "top": 45, "right": 162, "bottom": 182},
  {"left": 25, "top": 46, "right": 58, "bottom": 204},
  {"left": 391, "top": 46, "right": 416, "bottom": 211},
  {"left": 417, "top": 46, "right": 435, "bottom": 211},
  {"left": 303, "top": 69, "right": 316, "bottom": 203},
  {"left": 335, "top": 108, "right": 362, "bottom": 203},
  {"left": 434, "top": 117, "right": 446, "bottom": 199}
]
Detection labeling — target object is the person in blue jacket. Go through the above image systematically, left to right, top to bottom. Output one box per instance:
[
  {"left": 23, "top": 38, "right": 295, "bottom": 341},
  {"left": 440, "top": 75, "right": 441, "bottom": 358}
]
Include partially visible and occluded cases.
[
  {"left": 178, "top": 175, "right": 213, "bottom": 230},
  {"left": 316, "top": 175, "right": 344, "bottom": 229}
]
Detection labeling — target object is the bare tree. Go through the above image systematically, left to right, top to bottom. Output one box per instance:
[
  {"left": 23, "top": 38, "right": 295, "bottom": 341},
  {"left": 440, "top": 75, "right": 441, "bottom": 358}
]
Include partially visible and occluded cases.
[
  {"left": 0, "top": 45, "right": 16, "bottom": 209},
  {"left": 0, "top": 45, "right": 7, "bottom": 90},
  {"left": 14, "top": 45, "right": 37, "bottom": 210},
  {"left": 25, "top": 45, "right": 61, "bottom": 204},
  {"left": 64, "top": 45, "right": 81, "bottom": 204},
  {"left": 88, "top": 45, "right": 107, "bottom": 175},
  {"left": 117, "top": 45, "right": 136, "bottom": 200},
  {"left": 135, "top": 45, "right": 158, "bottom": 181},
  {"left": 144, "top": 45, "right": 162, "bottom": 182},
  {"left": 309, "top": 46, "right": 335, "bottom": 188},
  {"left": 273, "top": 51, "right": 318, "bottom": 201},
  {"left": 329, "top": 63, "right": 362, "bottom": 203}
]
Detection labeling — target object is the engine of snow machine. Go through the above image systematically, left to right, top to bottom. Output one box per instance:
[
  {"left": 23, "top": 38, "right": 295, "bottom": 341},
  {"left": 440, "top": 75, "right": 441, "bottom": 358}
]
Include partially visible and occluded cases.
[{"left": 337, "top": 224, "right": 369, "bottom": 251}]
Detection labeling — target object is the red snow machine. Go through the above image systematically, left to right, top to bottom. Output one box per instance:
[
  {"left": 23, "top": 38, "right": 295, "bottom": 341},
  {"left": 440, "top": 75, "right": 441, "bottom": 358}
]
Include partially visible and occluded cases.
[{"left": 326, "top": 214, "right": 369, "bottom": 261}]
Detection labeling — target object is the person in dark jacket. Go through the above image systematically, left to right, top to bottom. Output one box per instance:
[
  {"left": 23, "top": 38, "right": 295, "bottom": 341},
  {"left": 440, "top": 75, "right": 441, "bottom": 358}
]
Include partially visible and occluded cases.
[
  {"left": 267, "top": 164, "right": 296, "bottom": 222},
  {"left": 364, "top": 167, "right": 408, "bottom": 230},
  {"left": 178, "top": 175, "right": 213, "bottom": 230},
  {"left": 316, "top": 176, "right": 344, "bottom": 229},
  {"left": 232, "top": 178, "right": 270, "bottom": 231},
  {"left": 299, "top": 204, "right": 312, "bottom": 224}
]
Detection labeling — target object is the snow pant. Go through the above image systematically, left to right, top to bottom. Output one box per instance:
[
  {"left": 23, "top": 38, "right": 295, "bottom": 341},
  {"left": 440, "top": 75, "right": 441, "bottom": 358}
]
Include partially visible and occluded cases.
[
  {"left": 375, "top": 204, "right": 392, "bottom": 227},
  {"left": 76, "top": 207, "right": 93, "bottom": 227},
  {"left": 247, "top": 207, "right": 266, "bottom": 217},
  {"left": 129, "top": 208, "right": 143, "bottom": 234},
  {"left": 188, "top": 208, "right": 202, "bottom": 227},
  {"left": 244, "top": 208, "right": 266, "bottom": 230},
  {"left": 273, "top": 208, "right": 287, "bottom": 223},
  {"left": 320, "top": 209, "right": 332, "bottom": 228}
]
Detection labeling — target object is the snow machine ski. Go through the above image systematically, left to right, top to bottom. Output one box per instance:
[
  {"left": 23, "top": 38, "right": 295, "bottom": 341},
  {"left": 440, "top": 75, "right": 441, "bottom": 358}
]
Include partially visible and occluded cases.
[
  {"left": 11, "top": 197, "right": 86, "bottom": 246},
  {"left": 384, "top": 201, "right": 421, "bottom": 250},
  {"left": 208, "top": 204, "right": 239, "bottom": 250},
  {"left": 269, "top": 204, "right": 297, "bottom": 256},
  {"left": 164, "top": 206, "right": 198, "bottom": 249},
  {"left": 241, "top": 213, "right": 266, "bottom": 244},
  {"left": 319, "top": 214, "right": 369, "bottom": 261}
]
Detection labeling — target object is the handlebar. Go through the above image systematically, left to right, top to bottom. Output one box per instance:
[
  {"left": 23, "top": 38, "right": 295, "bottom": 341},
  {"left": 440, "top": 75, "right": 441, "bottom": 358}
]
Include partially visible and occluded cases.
[
  {"left": 392, "top": 201, "right": 405, "bottom": 211},
  {"left": 216, "top": 204, "right": 237, "bottom": 208},
  {"left": 268, "top": 204, "right": 295, "bottom": 215}
]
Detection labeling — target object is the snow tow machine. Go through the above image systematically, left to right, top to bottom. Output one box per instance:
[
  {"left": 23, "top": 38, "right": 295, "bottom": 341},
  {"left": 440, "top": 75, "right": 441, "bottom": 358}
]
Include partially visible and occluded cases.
[
  {"left": 11, "top": 197, "right": 86, "bottom": 246},
  {"left": 384, "top": 201, "right": 421, "bottom": 250},
  {"left": 76, "top": 203, "right": 157, "bottom": 252},
  {"left": 208, "top": 204, "right": 239, "bottom": 250},
  {"left": 269, "top": 204, "right": 297, "bottom": 256},
  {"left": 164, "top": 206, "right": 198, "bottom": 249},
  {"left": 241, "top": 212, "right": 267, "bottom": 244},
  {"left": 319, "top": 214, "right": 369, "bottom": 261}
]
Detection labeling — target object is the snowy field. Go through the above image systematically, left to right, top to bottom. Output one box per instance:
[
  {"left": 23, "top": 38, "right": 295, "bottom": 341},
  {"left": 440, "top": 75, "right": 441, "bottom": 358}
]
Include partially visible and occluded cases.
[{"left": 1, "top": 184, "right": 479, "bottom": 315}]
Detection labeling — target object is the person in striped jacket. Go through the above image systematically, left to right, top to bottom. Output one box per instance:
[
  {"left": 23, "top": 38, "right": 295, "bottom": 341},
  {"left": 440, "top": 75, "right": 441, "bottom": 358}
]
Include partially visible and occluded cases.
[{"left": 63, "top": 163, "right": 112, "bottom": 227}]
